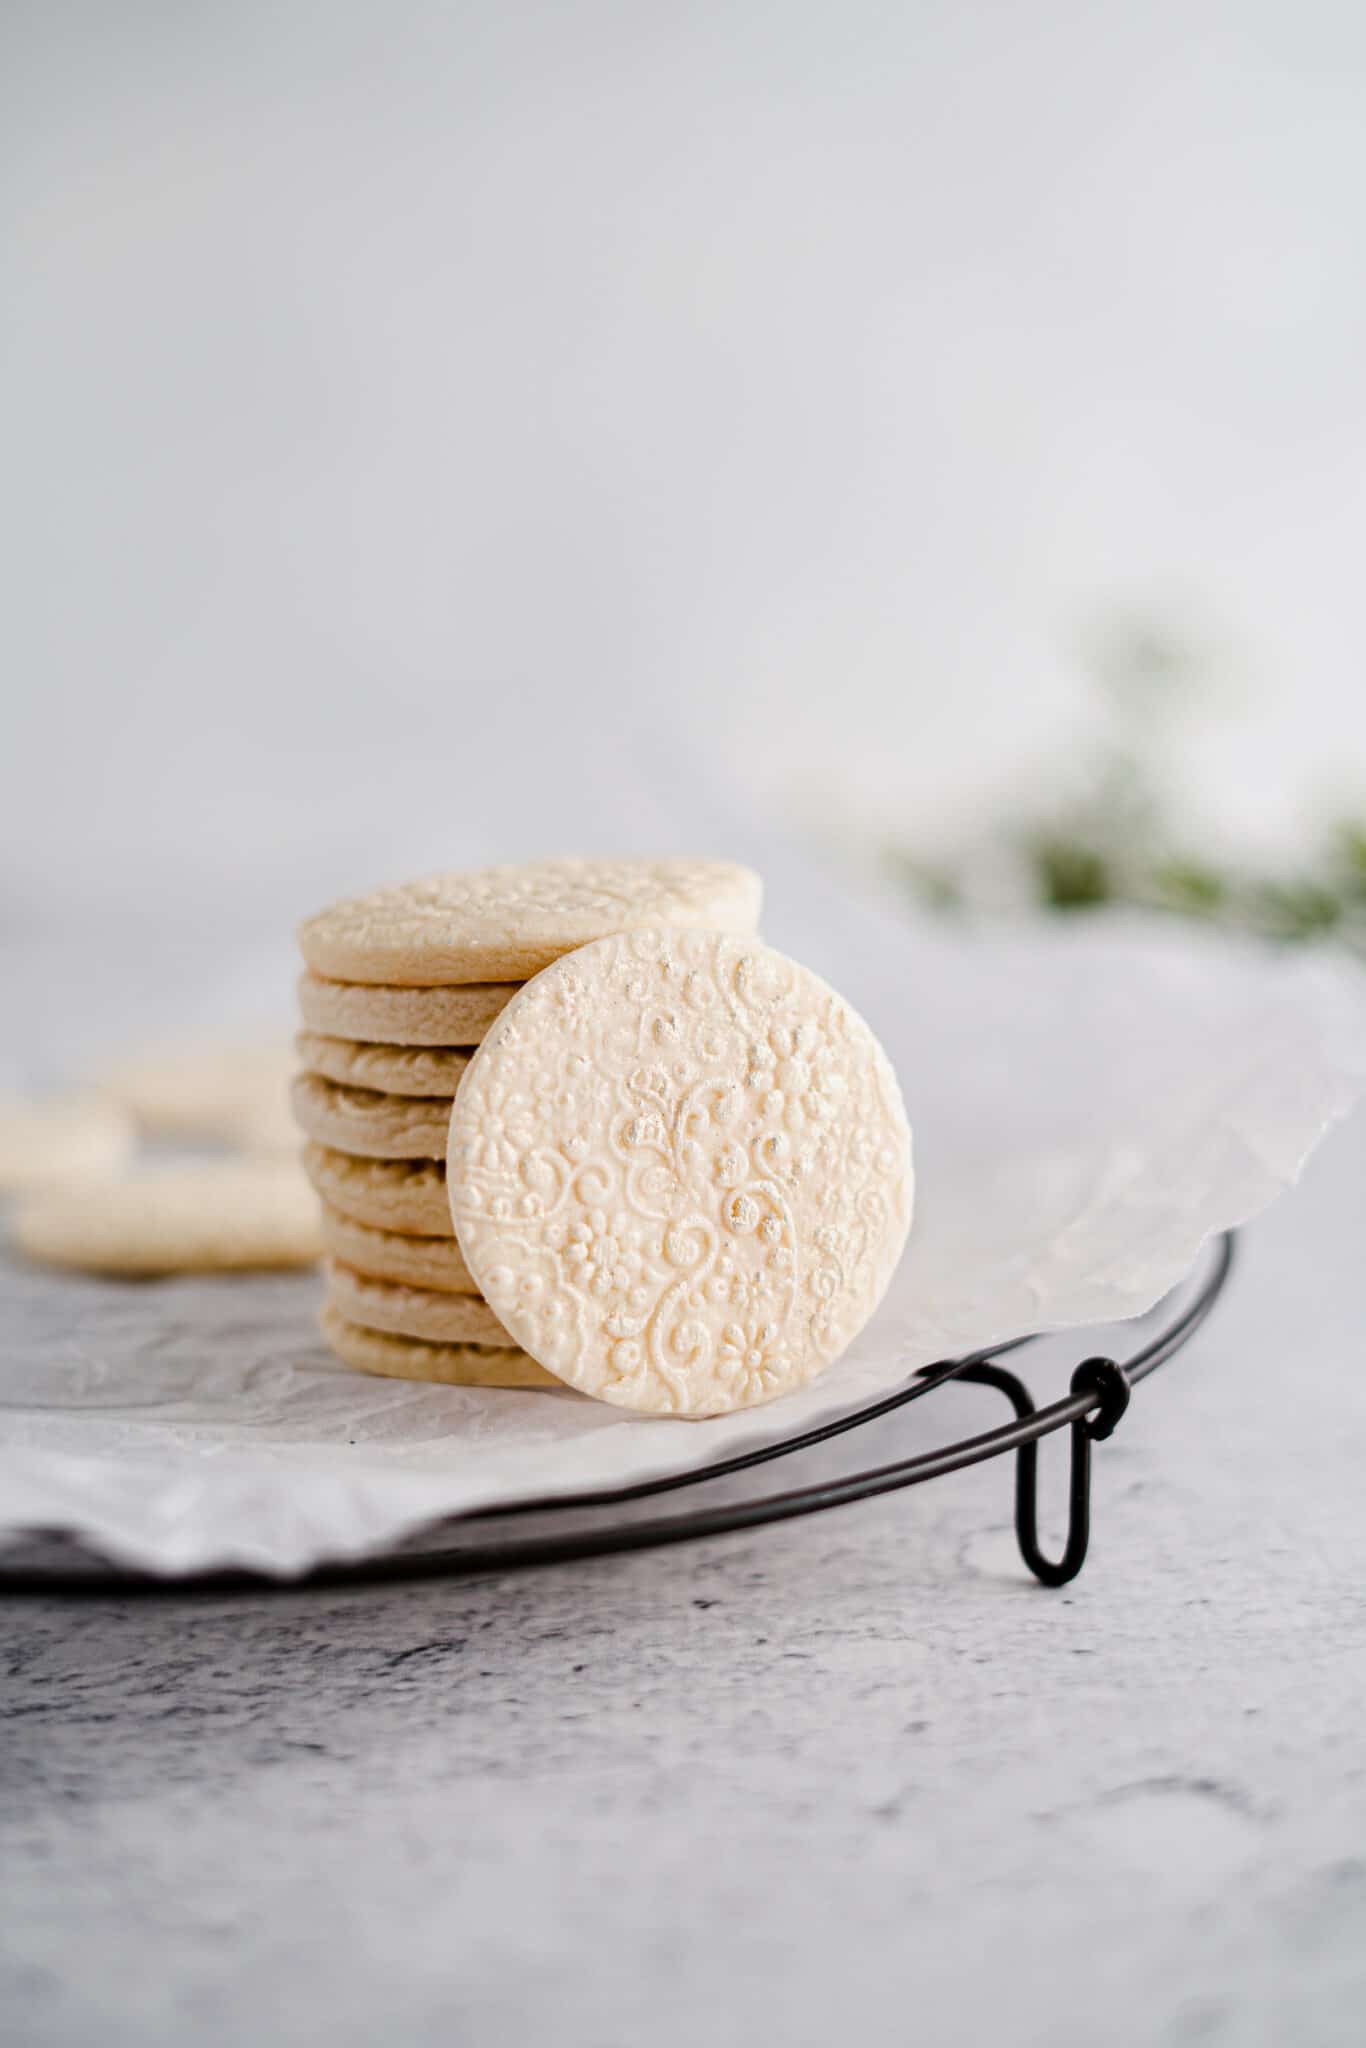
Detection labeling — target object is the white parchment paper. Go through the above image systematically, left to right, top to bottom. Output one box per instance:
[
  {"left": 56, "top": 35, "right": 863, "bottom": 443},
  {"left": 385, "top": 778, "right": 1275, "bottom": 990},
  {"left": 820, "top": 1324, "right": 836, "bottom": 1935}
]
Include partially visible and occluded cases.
[{"left": 2, "top": 915, "right": 1362, "bottom": 1576}]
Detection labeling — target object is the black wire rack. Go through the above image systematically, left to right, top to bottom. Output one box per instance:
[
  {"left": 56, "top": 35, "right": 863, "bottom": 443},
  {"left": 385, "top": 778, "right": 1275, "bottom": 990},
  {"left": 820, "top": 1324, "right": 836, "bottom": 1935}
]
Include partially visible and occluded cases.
[{"left": 0, "top": 1232, "right": 1234, "bottom": 1599}]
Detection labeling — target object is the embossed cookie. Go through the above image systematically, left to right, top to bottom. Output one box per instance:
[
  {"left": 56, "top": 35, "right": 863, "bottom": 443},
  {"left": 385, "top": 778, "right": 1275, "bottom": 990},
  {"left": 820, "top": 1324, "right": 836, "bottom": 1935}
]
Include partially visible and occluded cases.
[
  {"left": 298, "top": 856, "right": 762, "bottom": 986},
  {"left": 448, "top": 929, "right": 914, "bottom": 1417},
  {"left": 298, "top": 973, "right": 519, "bottom": 1047},
  {"left": 296, "top": 1032, "right": 470, "bottom": 1099},
  {"left": 290, "top": 1073, "right": 451, "bottom": 1159},
  {"left": 0, "top": 1094, "right": 133, "bottom": 1195},
  {"left": 300, "top": 1143, "right": 454, "bottom": 1236},
  {"left": 13, "top": 1161, "right": 323, "bottom": 1273},
  {"left": 318, "top": 1204, "right": 475, "bottom": 1290},
  {"left": 324, "top": 1259, "right": 509, "bottom": 1344},
  {"left": 320, "top": 1305, "right": 558, "bottom": 1389}
]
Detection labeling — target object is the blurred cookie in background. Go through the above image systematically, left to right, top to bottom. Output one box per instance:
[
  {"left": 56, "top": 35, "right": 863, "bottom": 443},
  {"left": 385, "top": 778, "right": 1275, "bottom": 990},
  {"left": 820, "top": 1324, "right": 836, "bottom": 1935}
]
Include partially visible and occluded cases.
[
  {"left": 96, "top": 1041, "right": 296, "bottom": 1154},
  {"left": 0, "top": 1094, "right": 134, "bottom": 1196},
  {"left": 12, "top": 1160, "right": 323, "bottom": 1274}
]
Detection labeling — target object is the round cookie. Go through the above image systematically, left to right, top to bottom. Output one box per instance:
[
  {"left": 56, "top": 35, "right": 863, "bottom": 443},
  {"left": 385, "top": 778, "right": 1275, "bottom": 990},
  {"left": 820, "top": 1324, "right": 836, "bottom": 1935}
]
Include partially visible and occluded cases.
[
  {"left": 298, "top": 856, "right": 763, "bottom": 986},
  {"left": 448, "top": 928, "right": 914, "bottom": 1418},
  {"left": 298, "top": 973, "right": 519, "bottom": 1048},
  {"left": 296, "top": 1032, "right": 470, "bottom": 1099},
  {"left": 97, "top": 1042, "right": 296, "bottom": 1153},
  {"left": 290, "top": 1073, "right": 451, "bottom": 1160},
  {"left": 0, "top": 1094, "right": 133, "bottom": 1195},
  {"left": 300, "top": 1144, "right": 453, "bottom": 1236},
  {"left": 13, "top": 1161, "right": 323, "bottom": 1274},
  {"left": 318, "top": 1204, "right": 475, "bottom": 1291},
  {"left": 324, "top": 1259, "right": 510, "bottom": 1344},
  {"left": 320, "top": 1305, "right": 558, "bottom": 1389}
]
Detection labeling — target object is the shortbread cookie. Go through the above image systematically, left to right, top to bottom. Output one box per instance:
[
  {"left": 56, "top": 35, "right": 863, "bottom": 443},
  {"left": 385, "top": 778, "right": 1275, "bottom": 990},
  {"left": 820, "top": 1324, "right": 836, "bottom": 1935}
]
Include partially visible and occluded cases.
[
  {"left": 298, "top": 856, "right": 763, "bottom": 985},
  {"left": 449, "top": 928, "right": 914, "bottom": 1418},
  {"left": 298, "top": 973, "right": 518, "bottom": 1047},
  {"left": 296, "top": 1033, "right": 470, "bottom": 1099},
  {"left": 97, "top": 1042, "right": 296, "bottom": 1152},
  {"left": 290, "top": 1073, "right": 451, "bottom": 1159},
  {"left": 0, "top": 1094, "right": 133, "bottom": 1195},
  {"left": 300, "top": 1143, "right": 454, "bottom": 1236},
  {"left": 13, "top": 1161, "right": 323, "bottom": 1273},
  {"left": 318, "top": 1204, "right": 475, "bottom": 1291},
  {"left": 321, "top": 1204, "right": 475, "bottom": 1286},
  {"left": 324, "top": 1259, "right": 509, "bottom": 1344},
  {"left": 320, "top": 1305, "right": 559, "bottom": 1389}
]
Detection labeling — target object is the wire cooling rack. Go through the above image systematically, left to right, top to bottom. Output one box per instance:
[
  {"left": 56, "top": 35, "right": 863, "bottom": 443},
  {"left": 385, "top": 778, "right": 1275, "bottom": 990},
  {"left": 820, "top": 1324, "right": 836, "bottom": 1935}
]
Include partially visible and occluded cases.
[{"left": 0, "top": 1232, "right": 1235, "bottom": 1598}]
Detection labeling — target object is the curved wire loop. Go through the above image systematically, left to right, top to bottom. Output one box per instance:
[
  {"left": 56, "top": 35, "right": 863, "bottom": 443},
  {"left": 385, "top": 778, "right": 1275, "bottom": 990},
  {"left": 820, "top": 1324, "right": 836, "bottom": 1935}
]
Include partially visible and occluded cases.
[{"left": 954, "top": 1356, "right": 1131, "bottom": 1586}]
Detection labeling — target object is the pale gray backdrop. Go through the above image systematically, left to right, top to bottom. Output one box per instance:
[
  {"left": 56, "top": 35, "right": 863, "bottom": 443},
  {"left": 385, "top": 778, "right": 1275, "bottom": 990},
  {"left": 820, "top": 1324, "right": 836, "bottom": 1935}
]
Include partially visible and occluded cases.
[{"left": 4, "top": 0, "right": 1366, "bottom": 1013}]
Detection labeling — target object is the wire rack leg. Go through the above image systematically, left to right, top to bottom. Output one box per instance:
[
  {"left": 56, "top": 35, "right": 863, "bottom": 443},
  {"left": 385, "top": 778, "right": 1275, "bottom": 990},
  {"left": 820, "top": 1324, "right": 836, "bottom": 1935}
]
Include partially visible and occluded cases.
[{"left": 957, "top": 1357, "right": 1131, "bottom": 1587}]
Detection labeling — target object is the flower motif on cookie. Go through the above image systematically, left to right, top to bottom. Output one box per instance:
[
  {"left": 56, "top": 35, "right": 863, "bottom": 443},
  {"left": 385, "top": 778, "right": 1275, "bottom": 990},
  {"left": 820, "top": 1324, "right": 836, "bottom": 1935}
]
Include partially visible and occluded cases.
[
  {"left": 745, "top": 1019, "right": 848, "bottom": 1137},
  {"left": 461, "top": 1078, "right": 535, "bottom": 1173},
  {"left": 556, "top": 1207, "right": 650, "bottom": 1307},
  {"left": 702, "top": 1249, "right": 788, "bottom": 1315},
  {"left": 716, "top": 1316, "right": 793, "bottom": 1405}
]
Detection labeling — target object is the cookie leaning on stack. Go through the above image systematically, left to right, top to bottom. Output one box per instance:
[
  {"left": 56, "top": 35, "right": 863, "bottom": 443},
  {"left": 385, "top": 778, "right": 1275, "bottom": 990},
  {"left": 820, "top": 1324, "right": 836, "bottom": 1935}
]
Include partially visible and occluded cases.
[{"left": 292, "top": 857, "right": 764, "bottom": 1387}]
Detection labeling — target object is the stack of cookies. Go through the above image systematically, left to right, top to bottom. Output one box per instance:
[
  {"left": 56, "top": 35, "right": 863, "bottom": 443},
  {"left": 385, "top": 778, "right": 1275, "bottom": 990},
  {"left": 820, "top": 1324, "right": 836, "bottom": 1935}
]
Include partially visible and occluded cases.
[{"left": 291, "top": 857, "right": 766, "bottom": 1391}]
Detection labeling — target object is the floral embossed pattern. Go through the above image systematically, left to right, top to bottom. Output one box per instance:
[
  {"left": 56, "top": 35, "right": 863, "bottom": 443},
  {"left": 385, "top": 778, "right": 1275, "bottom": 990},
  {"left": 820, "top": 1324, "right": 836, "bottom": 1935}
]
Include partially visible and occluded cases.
[
  {"left": 298, "top": 857, "right": 763, "bottom": 986},
  {"left": 448, "top": 929, "right": 913, "bottom": 1416}
]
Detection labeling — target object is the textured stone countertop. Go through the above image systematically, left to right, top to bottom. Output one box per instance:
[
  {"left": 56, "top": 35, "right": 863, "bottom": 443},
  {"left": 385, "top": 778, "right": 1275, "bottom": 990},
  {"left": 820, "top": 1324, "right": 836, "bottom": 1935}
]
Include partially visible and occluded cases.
[{"left": 3, "top": 1115, "right": 1364, "bottom": 2048}]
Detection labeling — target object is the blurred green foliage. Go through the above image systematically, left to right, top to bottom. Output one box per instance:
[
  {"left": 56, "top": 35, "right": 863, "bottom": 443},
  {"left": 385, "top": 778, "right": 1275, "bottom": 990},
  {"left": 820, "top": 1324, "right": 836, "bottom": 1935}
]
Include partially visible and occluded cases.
[{"left": 891, "top": 613, "right": 1366, "bottom": 955}]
